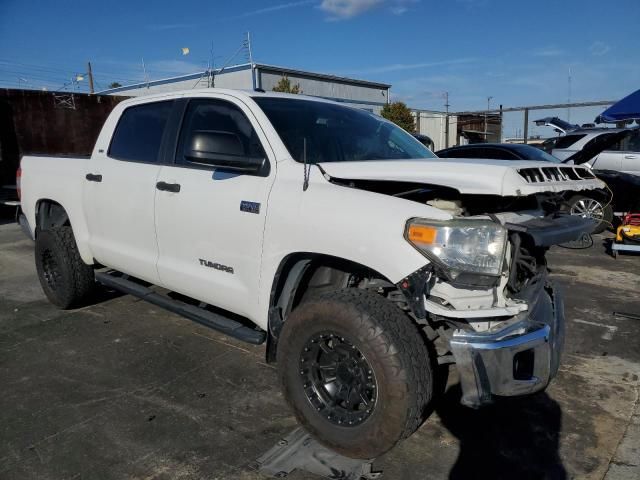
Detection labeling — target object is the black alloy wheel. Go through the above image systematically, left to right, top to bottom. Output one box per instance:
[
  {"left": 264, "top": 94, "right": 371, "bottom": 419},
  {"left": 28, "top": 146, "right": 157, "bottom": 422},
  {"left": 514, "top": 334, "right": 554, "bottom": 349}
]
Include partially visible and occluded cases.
[{"left": 300, "top": 332, "right": 377, "bottom": 427}]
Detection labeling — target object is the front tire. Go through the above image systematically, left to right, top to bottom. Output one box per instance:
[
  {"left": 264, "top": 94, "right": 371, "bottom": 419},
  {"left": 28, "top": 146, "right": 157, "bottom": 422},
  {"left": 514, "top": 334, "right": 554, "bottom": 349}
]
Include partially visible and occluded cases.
[
  {"left": 35, "top": 226, "right": 95, "bottom": 309},
  {"left": 277, "top": 289, "right": 432, "bottom": 459}
]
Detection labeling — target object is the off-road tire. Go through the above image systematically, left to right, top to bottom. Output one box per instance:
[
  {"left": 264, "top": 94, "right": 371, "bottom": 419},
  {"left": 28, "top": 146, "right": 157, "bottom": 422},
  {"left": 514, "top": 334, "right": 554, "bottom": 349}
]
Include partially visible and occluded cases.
[
  {"left": 567, "top": 194, "right": 613, "bottom": 234},
  {"left": 35, "top": 226, "right": 95, "bottom": 309},
  {"left": 277, "top": 288, "right": 433, "bottom": 459}
]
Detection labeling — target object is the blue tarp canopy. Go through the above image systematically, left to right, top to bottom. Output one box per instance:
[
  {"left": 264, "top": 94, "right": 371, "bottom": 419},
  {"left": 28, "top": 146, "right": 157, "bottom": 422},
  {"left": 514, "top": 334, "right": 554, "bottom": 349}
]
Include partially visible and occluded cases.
[{"left": 596, "top": 89, "right": 640, "bottom": 123}]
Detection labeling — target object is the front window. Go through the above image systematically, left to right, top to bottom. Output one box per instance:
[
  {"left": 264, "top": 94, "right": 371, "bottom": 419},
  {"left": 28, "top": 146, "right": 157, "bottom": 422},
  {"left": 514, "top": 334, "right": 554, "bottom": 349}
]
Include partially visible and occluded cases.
[{"left": 253, "top": 97, "right": 436, "bottom": 163}]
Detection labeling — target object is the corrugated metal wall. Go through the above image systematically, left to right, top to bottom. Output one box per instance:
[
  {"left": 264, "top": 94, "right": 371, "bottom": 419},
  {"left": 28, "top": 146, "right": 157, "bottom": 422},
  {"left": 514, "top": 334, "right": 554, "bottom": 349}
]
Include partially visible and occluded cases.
[
  {"left": 103, "top": 67, "right": 389, "bottom": 115},
  {"left": 257, "top": 69, "right": 388, "bottom": 114},
  {"left": 107, "top": 70, "right": 255, "bottom": 97},
  {"left": 413, "top": 111, "right": 457, "bottom": 151}
]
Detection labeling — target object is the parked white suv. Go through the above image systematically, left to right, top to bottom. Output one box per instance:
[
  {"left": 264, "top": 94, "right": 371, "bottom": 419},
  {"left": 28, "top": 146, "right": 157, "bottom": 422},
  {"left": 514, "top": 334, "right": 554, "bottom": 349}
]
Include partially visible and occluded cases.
[
  {"left": 18, "top": 90, "right": 603, "bottom": 459},
  {"left": 536, "top": 117, "right": 640, "bottom": 175}
]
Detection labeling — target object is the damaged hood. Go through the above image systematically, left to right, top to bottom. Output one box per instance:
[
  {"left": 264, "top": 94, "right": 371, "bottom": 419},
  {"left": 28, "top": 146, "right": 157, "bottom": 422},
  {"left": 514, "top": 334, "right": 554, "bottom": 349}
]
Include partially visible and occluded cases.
[{"left": 318, "top": 159, "right": 605, "bottom": 196}]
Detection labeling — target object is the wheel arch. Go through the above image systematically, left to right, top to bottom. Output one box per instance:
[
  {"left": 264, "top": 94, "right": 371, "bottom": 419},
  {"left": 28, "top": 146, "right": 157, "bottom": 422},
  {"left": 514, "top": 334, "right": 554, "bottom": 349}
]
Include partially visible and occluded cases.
[
  {"left": 33, "top": 198, "right": 95, "bottom": 265},
  {"left": 34, "top": 198, "right": 71, "bottom": 235},
  {"left": 265, "top": 252, "right": 395, "bottom": 363}
]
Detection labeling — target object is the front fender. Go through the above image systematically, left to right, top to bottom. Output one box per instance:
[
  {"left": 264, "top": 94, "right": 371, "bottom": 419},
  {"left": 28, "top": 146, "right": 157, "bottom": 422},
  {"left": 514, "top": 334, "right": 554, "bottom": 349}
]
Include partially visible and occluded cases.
[{"left": 256, "top": 161, "right": 450, "bottom": 329}]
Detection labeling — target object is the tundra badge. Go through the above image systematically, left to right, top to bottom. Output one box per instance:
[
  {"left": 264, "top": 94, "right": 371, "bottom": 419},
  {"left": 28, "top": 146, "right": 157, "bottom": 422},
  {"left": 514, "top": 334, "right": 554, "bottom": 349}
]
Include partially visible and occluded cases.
[{"left": 199, "top": 259, "right": 234, "bottom": 274}]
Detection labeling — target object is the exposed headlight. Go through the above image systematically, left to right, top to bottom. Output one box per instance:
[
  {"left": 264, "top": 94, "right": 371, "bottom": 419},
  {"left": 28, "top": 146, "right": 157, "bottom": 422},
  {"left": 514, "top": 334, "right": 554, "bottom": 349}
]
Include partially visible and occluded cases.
[{"left": 405, "top": 218, "right": 507, "bottom": 276}]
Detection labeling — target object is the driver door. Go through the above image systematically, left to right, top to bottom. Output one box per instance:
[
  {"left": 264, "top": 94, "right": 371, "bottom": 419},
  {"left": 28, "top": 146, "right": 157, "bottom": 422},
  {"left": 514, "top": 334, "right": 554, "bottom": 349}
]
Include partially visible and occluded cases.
[{"left": 154, "top": 96, "right": 275, "bottom": 321}]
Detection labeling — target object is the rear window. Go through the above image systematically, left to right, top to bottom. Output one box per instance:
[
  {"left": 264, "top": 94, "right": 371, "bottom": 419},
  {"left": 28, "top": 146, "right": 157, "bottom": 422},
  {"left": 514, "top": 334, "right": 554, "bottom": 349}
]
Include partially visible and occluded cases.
[
  {"left": 109, "top": 101, "right": 173, "bottom": 163},
  {"left": 554, "top": 134, "right": 587, "bottom": 149},
  {"left": 510, "top": 145, "right": 560, "bottom": 162},
  {"left": 438, "top": 147, "right": 516, "bottom": 160},
  {"left": 437, "top": 148, "right": 475, "bottom": 158}
]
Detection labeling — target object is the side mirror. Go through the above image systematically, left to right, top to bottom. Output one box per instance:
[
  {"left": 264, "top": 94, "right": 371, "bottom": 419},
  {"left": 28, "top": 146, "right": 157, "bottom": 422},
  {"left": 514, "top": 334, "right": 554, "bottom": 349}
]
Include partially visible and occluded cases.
[{"left": 184, "top": 130, "right": 266, "bottom": 173}]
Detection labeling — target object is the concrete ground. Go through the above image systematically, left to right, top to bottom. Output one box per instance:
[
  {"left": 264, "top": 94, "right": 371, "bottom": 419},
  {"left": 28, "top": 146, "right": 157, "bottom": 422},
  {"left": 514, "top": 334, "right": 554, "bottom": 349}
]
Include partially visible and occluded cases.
[{"left": 0, "top": 217, "right": 639, "bottom": 480}]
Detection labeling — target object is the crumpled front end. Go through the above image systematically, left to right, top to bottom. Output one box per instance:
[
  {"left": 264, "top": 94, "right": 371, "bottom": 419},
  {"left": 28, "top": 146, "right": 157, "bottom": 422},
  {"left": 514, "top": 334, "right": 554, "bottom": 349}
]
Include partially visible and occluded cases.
[
  {"left": 399, "top": 213, "right": 588, "bottom": 408},
  {"left": 449, "top": 274, "right": 565, "bottom": 408}
]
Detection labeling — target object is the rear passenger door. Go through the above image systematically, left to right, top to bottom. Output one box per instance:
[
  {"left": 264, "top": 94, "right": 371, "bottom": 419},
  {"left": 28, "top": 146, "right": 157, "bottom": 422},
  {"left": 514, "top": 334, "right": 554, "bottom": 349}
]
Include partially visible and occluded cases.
[
  {"left": 154, "top": 96, "right": 276, "bottom": 322},
  {"left": 83, "top": 99, "right": 175, "bottom": 284}
]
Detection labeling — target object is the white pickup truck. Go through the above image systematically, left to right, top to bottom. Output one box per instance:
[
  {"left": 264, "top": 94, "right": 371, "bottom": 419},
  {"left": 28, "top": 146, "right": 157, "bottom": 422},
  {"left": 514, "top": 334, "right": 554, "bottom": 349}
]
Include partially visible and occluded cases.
[{"left": 18, "top": 90, "right": 604, "bottom": 459}]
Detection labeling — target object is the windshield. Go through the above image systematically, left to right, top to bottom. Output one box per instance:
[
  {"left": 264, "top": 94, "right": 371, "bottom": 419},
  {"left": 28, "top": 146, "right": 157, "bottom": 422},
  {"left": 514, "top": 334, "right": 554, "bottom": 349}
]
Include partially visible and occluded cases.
[{"left": 253, "top": 97, "right": 436, "bottom": 163}]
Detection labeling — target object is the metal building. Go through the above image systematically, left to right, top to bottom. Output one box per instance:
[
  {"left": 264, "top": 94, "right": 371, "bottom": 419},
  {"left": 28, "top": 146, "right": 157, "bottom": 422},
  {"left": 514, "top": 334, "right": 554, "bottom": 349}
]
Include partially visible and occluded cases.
[
  {"left": 98, "top": 63, "right": 391, "bottom": 115},
  {"left": 412, "top": 110, "right": 458, "bottom": 151}
]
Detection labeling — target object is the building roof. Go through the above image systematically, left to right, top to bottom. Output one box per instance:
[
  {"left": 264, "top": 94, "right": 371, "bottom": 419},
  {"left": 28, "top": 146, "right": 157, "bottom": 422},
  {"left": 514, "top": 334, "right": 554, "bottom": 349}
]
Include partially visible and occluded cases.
[
  {"left": 97, "top": 62, "right": 391, "bottom": 95},
  {"left": 255, "top": 63, "right": 391, "bottom": 89},
  {"left": 102, "top": 88, "right": 374, "bottom": 111}
]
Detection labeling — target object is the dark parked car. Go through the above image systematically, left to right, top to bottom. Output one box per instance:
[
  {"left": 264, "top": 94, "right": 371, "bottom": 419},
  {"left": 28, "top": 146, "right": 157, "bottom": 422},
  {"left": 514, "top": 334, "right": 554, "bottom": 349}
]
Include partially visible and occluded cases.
[
  {"left": 412, "top": 133, "right": 434, "bottom": 150},
  {"left": 436, "top": 143, "right": 640, "bottom": 233}
]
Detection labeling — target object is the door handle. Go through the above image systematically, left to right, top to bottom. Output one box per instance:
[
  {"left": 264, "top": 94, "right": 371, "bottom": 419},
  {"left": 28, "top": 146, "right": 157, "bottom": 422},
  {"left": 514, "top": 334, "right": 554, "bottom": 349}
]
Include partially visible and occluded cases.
[
  {"left": 624, "top": 155, "right": 637, "bottom": 159},
  {"left": 86, "top": 173, "right": 102, "bottom": 182},
  {"left": 156, "top": 181, "right": 181, "bottom": 193}
]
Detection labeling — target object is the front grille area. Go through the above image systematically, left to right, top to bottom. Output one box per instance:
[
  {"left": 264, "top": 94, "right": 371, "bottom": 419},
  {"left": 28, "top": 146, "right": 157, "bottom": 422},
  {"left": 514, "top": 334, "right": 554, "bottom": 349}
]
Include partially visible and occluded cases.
[{"left": 518, "top": 166, "right": 596, "bottom": 183}]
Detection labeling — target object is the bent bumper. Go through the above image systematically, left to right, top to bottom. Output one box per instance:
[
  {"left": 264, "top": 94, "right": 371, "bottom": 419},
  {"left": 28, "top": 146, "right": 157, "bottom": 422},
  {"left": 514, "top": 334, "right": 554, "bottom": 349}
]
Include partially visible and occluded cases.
[{"left": 450, "top": 280, "right": 564, "bottom": 408}]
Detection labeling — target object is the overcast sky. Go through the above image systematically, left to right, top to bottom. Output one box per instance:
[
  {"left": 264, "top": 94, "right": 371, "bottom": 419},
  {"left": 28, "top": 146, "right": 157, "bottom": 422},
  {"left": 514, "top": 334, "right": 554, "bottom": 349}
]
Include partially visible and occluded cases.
[{"left": 1, "top": 0, "right": 638, "bottom": 137}]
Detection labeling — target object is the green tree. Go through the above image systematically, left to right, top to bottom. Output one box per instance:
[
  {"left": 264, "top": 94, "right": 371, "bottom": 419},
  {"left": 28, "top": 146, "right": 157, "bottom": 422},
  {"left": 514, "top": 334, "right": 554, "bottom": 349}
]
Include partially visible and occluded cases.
[
  {"left": 272, "top": 76, "right": 302, "bottom": 94},
  {"left": 108, "top": 82, "right": 122, "bottom": 89},
  {"left": 381, "top": 101, "right": 416, "bottom": 132}
]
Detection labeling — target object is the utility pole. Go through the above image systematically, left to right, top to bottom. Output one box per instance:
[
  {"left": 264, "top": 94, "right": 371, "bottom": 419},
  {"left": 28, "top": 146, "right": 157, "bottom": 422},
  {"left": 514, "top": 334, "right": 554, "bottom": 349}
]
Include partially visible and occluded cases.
[
  {"left": 246, "top": 31, "right": 253, "bottom": 64},
  {"left": 246, "top": 32, "right": 258, "bottom": 91},
  {"left": 142, "top": 58, "right": 149, "bottom": 89},
  {"left": 87, "top": 61, "right": 94, "bottom": 94},
  {"left": 567, "top": 67, "right": 572, "bottom": 123},
  {"left": 444, "top": 92, "right": 450, "bottom": 148},
  {"left": 485, "top": 96, "right": 493, "bottom": 142},
  {"left": 499, "top": 104, "right": 503, "bottom": 143}
]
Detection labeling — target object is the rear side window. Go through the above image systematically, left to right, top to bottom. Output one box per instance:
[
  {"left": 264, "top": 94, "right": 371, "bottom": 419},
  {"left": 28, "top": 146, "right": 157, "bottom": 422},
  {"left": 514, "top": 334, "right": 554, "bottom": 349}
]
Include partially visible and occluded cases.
[
  {"left": 176, "top": 99, "right": 266, "bottom": 167},
  {"left": 109, "top": 101, "right": 173, "bottom": 163},
  {"left": 615, "top": 130, "right": 640, "bottom": 152},
  {"left": 627, "top": 131, "right": 640, "bottom": 151},
  {"left": 554, "top": 134, "right": 586, "bottom": 149},
  {"left": 438, "top": 148, "right": 471, "bottom": 158}
]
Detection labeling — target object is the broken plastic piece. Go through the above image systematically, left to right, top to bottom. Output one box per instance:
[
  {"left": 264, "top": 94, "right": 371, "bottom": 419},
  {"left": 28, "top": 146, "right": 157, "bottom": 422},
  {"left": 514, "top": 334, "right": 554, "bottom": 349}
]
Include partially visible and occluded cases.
[{"left": 252, "top": 427, "right": 382, "bottom": 479}]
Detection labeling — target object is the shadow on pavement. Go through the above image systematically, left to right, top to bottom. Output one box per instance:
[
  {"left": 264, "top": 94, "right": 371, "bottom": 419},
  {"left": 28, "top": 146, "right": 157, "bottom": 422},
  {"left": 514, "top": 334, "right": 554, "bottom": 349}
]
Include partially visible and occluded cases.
[
  {"left": 0, "top": 205, "right": 18, "bottom": 225},
  {"left": 437, "top": 385, "right": 566, "bottom": 480}
]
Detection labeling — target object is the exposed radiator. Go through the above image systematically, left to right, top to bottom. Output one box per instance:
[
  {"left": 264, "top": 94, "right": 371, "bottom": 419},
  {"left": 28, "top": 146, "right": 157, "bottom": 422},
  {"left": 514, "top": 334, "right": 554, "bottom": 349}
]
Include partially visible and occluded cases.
[{"left": 518, "top": 166, "right": 596, "bottom": 184}]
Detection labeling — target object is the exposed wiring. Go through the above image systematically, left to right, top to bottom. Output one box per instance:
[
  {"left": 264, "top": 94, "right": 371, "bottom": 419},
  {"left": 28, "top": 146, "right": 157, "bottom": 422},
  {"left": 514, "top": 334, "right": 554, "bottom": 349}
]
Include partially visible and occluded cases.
[{"left": 598, "top": 181, "right": 616, "bottom": 231}]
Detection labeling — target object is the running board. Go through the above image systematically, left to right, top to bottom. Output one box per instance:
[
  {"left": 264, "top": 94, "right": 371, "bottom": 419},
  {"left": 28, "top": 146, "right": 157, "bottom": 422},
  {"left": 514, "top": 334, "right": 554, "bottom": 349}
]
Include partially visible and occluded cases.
[{"left": 95, "top": 272, "right": 266, "bottom": 345}]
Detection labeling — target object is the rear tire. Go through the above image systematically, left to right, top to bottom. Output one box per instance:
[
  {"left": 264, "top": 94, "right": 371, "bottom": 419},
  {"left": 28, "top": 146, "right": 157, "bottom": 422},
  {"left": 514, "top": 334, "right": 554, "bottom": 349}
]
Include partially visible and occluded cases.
[
  {"left": 567, "top": 194, "right": 613, "bottom": 234},
  {"left": 35, "top": 226, "right": 95, "bottom": 309},
  {"left": 277, "top": 288, "right": 432, "bottom": 459}
]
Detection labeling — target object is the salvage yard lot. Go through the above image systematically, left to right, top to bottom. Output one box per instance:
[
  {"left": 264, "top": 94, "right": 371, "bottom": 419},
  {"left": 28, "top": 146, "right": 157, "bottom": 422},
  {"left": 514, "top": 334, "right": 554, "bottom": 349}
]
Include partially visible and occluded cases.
[{"left": 0, "top": 219, "right": 638, "bottom": 480}]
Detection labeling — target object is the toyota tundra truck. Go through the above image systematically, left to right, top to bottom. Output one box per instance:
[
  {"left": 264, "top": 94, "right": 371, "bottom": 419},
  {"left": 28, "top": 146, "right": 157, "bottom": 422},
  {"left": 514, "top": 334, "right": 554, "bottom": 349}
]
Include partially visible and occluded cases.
[{"left": 18, "top": 90, "right": 603, "bottom": 459}]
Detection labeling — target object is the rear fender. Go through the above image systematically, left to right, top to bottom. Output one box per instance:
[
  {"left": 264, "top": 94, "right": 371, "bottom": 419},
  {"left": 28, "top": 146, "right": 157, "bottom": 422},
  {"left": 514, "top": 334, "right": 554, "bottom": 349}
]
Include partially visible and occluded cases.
[{"left": 34, "top": 199, "right": 94, "bottom": 265}]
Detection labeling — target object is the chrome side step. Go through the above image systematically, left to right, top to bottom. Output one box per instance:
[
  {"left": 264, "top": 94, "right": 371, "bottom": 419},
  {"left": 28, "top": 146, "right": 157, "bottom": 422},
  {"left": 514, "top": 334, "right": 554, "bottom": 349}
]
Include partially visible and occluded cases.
[{"left": 95, "top": 271, "right": 266, "bottom": 345}]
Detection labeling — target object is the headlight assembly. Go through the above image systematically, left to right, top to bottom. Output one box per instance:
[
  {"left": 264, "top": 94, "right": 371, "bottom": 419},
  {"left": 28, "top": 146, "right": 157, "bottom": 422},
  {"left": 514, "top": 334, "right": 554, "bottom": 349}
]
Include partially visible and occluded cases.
[{"left": 405, "top": 218, "right": 507, "bottom": 277}]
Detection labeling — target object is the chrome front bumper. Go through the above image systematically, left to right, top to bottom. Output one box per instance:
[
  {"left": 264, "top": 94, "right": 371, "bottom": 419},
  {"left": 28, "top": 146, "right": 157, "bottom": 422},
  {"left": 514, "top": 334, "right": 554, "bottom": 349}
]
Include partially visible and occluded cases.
[{"left": 449, "top": 279, "right": 565, "bottom": 408}]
